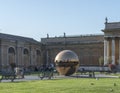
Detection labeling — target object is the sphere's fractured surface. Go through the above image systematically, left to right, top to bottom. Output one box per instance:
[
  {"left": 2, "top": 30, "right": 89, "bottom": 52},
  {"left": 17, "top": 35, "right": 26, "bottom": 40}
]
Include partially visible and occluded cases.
[{"left": 54, "top": 50, "right": 79, "bottom": 76}]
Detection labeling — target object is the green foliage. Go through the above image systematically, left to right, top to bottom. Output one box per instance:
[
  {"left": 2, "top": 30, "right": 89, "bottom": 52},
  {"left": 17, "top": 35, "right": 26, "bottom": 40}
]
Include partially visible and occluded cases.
[
  {"left": 99, "top": 56, "right": 104, "bottom": 66},
  {"left": 0, "top": 78, "right": 120, "bottom": 93}
]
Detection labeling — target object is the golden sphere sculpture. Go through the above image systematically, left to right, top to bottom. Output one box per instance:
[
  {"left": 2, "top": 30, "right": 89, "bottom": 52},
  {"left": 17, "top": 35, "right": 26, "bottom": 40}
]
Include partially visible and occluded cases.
[{"left": 54, "top": 50, "right": 79, "bottom": 76}]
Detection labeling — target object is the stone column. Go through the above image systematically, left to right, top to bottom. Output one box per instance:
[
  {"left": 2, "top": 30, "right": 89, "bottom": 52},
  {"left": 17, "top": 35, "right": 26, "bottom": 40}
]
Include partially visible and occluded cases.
[
  {"left": 111, "top": 38, "right": 115, "bottom": 64},
  {"left": 104, "top": 39, "right": 107, "bottom": 65},
  {"left": 106, "top": 39, "right": 109, "bottom": 64}
]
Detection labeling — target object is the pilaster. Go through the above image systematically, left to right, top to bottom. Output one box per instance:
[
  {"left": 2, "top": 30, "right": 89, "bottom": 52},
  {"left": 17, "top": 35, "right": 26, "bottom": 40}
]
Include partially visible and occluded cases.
[
  {"left": 112, "top": 38, "right": 115, "bottom": 64},
  {"left": 104, "top": 39, "right": 107, "bottom": 65}
]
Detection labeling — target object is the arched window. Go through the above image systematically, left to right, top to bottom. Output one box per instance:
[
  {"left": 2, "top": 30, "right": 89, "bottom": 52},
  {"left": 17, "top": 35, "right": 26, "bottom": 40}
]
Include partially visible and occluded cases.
[
  {"left": 8, "top": 47, "right": 15, "bottom": 54},
  {"left": 23, "top": 48, "right": 29, "bottom": 55},
  {"left": 36, "top": 50, "right": 41, "bottom": 56}
]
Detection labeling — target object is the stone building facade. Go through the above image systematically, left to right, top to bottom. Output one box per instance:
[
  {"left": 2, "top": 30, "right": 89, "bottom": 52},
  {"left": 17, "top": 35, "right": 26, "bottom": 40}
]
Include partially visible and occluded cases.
[
  {"left": 2, "top": 20, "right": 120, "bottom": 71},
  {"left": 42, "top": 20, "right": 120, "bottom": 67},
  {"left": 102, "top": 20, "right": 120, "bottom": 66},
  {"left": 0, "top": 33, "right": 42, "bottom": 71},
  {"left": 41, "top": 34, "right": 104, "bottom": 66}
]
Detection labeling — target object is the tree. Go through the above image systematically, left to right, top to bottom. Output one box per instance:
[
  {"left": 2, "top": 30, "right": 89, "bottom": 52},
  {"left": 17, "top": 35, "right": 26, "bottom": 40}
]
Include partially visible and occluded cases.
[{"left": 99, "top": 56, "right": 104, "bottom": 66}]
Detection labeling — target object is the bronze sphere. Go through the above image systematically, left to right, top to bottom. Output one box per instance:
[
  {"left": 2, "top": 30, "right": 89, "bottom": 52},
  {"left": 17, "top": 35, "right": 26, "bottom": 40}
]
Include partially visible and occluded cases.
[{"left": 54, "top": 50, "right": 79, "bottom": 76}]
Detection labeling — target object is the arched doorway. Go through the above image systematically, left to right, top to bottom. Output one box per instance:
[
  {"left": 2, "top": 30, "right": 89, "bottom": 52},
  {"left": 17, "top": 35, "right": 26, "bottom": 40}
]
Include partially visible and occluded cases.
[
  {"left": 8, "top": 47, "right": 16, "bottom": 68},
  {"left": 23, "top": 48, "right": 29, "bottom": 67},
  {"left": 36, "top": 50, "right": 41, "bottom": 66}
]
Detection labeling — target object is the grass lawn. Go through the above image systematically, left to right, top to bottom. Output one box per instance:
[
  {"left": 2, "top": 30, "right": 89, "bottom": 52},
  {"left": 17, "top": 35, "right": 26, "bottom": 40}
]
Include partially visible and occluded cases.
[{"left": 0, "top": 78, "right": 120, "bottom": 93}]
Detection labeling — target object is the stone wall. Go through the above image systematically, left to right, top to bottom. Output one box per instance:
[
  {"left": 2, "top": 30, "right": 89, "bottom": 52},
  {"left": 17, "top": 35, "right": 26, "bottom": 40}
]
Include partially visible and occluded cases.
[{"left": 41, "top": 34, "right": 104, "bottom": 66}]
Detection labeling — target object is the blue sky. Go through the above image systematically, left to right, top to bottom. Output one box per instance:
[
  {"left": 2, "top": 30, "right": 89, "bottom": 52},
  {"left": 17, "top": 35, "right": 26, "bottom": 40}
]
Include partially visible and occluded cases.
[{"left": 0, "top": 0, "right": 120, "bottom": 41}]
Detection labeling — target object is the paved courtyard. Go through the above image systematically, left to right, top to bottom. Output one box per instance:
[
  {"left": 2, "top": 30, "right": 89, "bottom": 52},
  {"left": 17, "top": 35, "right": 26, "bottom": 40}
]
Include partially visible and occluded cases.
[{"left": 0, "top": 74, "right": 119, "bottom": 82}]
